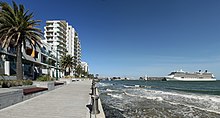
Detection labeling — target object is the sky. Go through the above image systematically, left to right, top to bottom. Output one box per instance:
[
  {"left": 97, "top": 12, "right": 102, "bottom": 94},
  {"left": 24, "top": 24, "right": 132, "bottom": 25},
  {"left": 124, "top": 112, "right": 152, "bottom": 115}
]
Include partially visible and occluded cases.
[{"left": 3, "top": 0, "right": 220, "bottom": 78}]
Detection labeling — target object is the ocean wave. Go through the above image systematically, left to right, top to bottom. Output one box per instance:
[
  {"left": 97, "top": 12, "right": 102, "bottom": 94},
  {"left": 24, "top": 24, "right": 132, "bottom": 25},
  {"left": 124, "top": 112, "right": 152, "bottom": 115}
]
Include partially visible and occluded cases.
[
  {"left": 96, "top": 82, "right": 112, "bottom": 87},
  {"left": 123, "top": 85, "right": 133, "bottom": 88},
  {"left": 123, "top": 85, "right": 151, "bottom": 89},
  {"left": 169, "top": 87, "right": 220, "bottom": 95},
  {"left": 106, "top": 88, "right": 118, "bottom": 92},
  {"left": 124, "top": 89, "right": 220, "bottom": 114},
  {"left": 124, "top": 91, "right": 163, "bottom": 101},
  {"left": 107, "top": 93, "right": 123, "bottom": 99},
  {"left": 167, "top": 100, "right": 220, "bottom": 115}
]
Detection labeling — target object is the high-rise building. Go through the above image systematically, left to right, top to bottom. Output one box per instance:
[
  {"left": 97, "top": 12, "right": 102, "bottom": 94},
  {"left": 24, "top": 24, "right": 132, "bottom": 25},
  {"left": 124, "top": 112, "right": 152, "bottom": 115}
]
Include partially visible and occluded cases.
[
  {"left": 43, "top": 20, "right": 68, "bottom": 59},
  {"left": 44, "top": 20, "right": 81, "bottom": 76},
  {"left": 67, "top": 26, "right": 81, "bottom": 67},
  {"left": 73, "top": 32, "right": 81, "bottom": 68}
]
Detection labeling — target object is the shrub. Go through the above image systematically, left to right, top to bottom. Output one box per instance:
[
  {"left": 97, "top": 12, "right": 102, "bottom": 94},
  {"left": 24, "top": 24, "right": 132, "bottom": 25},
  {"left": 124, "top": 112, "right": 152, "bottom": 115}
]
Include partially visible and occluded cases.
[
  {"left": 36, "top": 75, "right": 54, "bottom": 81},
  {"left": 64, "top": 75, "right": 74, "bottom": 79},
  {"left": 0, "top": 80, "right": 33, "bottom": 88},
  {"left": 2, "top": 80, "right": 11, "bottom": 88},
  {"left": 23, "top": 80, "right": 33, "bottom": 85}
]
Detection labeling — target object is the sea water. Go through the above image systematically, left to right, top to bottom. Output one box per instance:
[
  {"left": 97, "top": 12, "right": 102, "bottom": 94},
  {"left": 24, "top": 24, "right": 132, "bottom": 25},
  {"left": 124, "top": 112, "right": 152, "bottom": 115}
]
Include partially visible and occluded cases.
[{"left": 97, "top": 80, "right": 220, "bottom": 118}]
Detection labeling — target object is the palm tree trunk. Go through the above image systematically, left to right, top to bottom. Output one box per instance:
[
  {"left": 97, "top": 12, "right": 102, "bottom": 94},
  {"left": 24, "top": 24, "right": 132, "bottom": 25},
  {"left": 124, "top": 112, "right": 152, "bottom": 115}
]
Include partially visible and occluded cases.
[{"left": 16, "top": 43, "right": 23, "bottom": 80}]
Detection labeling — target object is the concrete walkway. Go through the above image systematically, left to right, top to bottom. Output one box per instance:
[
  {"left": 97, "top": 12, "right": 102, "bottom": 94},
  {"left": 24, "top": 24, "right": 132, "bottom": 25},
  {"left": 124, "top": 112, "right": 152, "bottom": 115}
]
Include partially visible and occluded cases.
[{"left": 0, "top": 80, "right": 92, "bottom": 118}]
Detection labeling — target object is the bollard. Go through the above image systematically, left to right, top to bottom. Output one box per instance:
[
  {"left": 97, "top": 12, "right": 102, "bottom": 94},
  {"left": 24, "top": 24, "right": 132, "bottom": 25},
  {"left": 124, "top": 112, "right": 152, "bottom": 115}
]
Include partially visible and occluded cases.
[
  {"left": 92, "top": 79, "right": 96, "bottom": 86},
  {"left": 91, "top": 82, "right": 97, "bottom": 95},
  {"left": 90, "top": 86, "right": 95, "bottom": 95},
  {"left": 92, "top": 86, "right": 97, "bottom": 95},
  {"left": 91, "top": 95, "right": 100, "bottom": 114}
]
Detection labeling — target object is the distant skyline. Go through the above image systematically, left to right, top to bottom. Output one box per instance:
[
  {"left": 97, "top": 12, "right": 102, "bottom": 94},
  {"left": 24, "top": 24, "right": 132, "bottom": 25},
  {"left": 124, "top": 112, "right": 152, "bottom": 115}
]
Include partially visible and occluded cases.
[{"left": 4, "top": 0, "right": 220, "bottom": 78}]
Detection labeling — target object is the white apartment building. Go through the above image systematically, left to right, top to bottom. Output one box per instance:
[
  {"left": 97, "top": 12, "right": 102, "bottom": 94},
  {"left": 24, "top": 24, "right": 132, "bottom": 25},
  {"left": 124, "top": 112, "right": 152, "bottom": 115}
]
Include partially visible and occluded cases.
[
  {"left": 44, "top": 20, "right": 81, "bottom": 76},
  {"left": 44, "top": 20, "right": 68, "bottom": 59},
  {"left": 73, "top": 32, "right": 81, "bottom": 68},
  {"left": 81, "top": 62, "right": 89, "bottom": 73}
]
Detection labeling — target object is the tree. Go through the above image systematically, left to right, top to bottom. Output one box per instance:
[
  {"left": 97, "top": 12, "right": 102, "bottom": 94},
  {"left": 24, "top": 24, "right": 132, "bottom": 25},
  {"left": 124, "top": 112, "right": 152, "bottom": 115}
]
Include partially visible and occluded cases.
[
  {"left": 0, "top": 2, "right": 42, "bottom": 79},
  {"left": 60, "top": 54, "right": 74, "bottom": 76},
  {"left": 75, "top": 64, "right": 83, "bottom": 78},
  {"left": 82, "top": 70, "right": 88, "bottom": 78},
  {"left": 88, "top": 74, "right": 94, "bottom": 79}
]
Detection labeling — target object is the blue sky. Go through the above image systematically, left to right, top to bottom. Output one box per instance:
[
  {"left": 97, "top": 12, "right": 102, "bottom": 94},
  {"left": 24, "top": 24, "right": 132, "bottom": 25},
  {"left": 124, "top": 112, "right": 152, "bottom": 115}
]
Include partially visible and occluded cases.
[{"left": 4, "top": 0, "right": 220, "bottom": 78}]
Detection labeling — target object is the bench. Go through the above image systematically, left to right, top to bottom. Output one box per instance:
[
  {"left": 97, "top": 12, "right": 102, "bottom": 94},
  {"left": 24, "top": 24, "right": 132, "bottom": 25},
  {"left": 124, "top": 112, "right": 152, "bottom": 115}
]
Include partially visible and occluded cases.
[
  {"left": 54, "top": 82, "right": 64, "bottom": 86},
  {"left": 23, "top": 87, "right": 48, "bottom": 95}
]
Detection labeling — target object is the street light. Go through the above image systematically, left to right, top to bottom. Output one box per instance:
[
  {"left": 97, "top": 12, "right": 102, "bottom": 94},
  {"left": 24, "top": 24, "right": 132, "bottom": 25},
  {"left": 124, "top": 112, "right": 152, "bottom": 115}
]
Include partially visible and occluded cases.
[
  {"left": 54, "top": 42, "right": 59, "bottom": 80},
  {"left": 56, "top": 50, "right": 58, "bottom": 80}
]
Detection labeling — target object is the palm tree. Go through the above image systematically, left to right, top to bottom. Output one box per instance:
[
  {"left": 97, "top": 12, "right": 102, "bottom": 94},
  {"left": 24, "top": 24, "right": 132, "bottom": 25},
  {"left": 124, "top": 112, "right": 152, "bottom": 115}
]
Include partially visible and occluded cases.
[
  {"left": 0, "top": 2, "right": 42, "bottom": 79},
  {"left": 60, "top": 54, "right": 74, "bottom": 76},
  {"left": 75, "top": 64, "right": 83, "bottom": 78}
]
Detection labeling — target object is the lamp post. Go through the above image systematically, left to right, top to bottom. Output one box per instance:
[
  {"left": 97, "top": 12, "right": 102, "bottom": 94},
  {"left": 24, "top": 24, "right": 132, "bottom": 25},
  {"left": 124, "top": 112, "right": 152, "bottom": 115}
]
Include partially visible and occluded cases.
[
  {"left": 54, "top": 42, "right": 59, "bottom": 80},
  {"left": 56, "top": 50, "right": 58, "bottom": 80}
]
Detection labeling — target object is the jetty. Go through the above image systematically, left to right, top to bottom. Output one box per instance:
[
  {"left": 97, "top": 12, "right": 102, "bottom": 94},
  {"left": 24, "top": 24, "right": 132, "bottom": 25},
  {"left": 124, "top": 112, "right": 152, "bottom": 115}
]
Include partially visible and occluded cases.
[{"left": 0, "top": 80, "right": 105, "bottom": 118}]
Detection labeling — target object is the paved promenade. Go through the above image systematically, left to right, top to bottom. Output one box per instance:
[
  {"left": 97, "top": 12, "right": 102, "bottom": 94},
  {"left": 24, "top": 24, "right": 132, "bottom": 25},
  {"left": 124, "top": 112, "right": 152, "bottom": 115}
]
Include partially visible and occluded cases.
[{"left": 0, "top": 80, "right": 92, "bottom": 118}]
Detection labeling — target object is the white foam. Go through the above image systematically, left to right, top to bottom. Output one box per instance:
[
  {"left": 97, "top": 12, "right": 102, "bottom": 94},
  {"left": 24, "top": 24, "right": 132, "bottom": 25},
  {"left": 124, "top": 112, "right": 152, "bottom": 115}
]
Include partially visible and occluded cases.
[
  {"left": 97, "top": 82, "right": 112, "bottom": 87},
  {"left": 123, "top": 85, "right": 133, "bottom": 88},
  {"left": 124, "top": 88, "right": 220, "bottom": 114},
  {"left": 106, "top": 89, "right": 117, "bottom": 92},
  {"left": 124, "top": 91, "right": 163, "bottom": 101},
  {"left": 107, "top": 93, "right": 123, "bottom": 99}
]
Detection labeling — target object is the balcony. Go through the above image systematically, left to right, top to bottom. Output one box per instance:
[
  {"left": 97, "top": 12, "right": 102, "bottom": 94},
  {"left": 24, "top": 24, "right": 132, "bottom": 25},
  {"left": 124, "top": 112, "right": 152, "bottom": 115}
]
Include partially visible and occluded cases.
[
  {"left": 58, "top": 21, "right": 67, "bottom": 29},
  {"left": 46, "top": 22, "right": 54, "bottom": 26},
  {"left": 57, "top": 27, "right": 66, "bottom": 34},
  {"left": 57, "top": 30, "right": 66, "bottom": 37},
  {"left": 46, "top": 35, "right": 53, "bottom": 39},
  {"left": 57, "top": 35, "right": 66, "bottom": 41}
]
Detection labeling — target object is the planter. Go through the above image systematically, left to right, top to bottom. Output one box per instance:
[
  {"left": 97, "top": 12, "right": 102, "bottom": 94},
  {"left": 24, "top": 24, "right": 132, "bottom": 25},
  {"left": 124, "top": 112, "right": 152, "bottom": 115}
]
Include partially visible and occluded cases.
[
  {"left": 0, "top": 76, "right": 16, "bottom": 80},
  {"left": 33, "top": 81, "right": 55, "bottom": 91},
  {"left": 10, "top": 85, "right": 37, "bottom": 89},
  {"left": 0, "top": 88, "right": 23, "bottom": 109}
]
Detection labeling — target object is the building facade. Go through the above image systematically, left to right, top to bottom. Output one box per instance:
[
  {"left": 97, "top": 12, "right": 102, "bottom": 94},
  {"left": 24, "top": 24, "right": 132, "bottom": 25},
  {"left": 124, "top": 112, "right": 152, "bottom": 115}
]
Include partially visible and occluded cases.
[
  {"left": 0, "top": 20, "right": 82, "bottom": 79},
  {"left": 44, "top": 20, "right": 81, "bottom": 77},
  {"left": 0, "top": 40, "right": 60, "bottom": 79},
  {"left": 81, "top": 62, "right": 89, "bottom": 73}
]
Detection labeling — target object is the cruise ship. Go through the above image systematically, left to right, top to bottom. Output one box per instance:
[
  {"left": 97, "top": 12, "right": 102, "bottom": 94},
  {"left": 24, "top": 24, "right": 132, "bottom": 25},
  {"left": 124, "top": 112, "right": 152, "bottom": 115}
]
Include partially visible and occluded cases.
[{"left": 165, "top": 70, "right": 216, "bottom": 81}]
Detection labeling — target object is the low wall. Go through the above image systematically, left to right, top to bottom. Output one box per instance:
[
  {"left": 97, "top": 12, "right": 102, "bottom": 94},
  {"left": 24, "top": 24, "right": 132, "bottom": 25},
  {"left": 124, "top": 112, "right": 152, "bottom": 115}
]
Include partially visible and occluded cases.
[
  {"left": 0, "top": 76, "right": 16, "bottom": 80},
  {"left": 59, "top": 78, "right": 72, "bottom": 84},
  {"left": 33, "top": 81, "right": 55, "bottom": 91},
  {"left": 10, "top": 85, "right": 37, "bottom": 89},
  {"left": 87, "top": 87, "right": 106, "bottom": 118},
  {"left": 0, "top": 88, "right": 23, "bottom": 109},
  {"left": 96, "top": 89, "right": 106, "bottom": 118}
]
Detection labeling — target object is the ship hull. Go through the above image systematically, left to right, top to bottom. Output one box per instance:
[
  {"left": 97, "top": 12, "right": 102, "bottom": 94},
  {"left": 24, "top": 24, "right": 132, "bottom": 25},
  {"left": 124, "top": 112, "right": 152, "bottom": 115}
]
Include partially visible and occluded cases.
[{"left": 166, "top": 77, "right": 216, "bottom": 81}]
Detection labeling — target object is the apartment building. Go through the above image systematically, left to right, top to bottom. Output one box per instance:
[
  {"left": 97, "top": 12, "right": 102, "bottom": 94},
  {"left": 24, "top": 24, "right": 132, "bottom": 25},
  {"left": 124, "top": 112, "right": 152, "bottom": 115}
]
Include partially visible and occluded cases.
[
  {"left": 0, "top": 20, "right": 82, "bottom": 79},
  {"left": 43, "top": 20, "right": 68, "bottom": 59},
  {"left": 44, "top": 20, "right": 81, "bottom": 76},
  {"left": 73, "top": 31, "right": 82, "bottom": 69},
  {"left": 0, "top": 40, "right": 60, "bottom": 79},
  {"left": 81, "top": 62, "right": 89, "bottom": 73}
]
